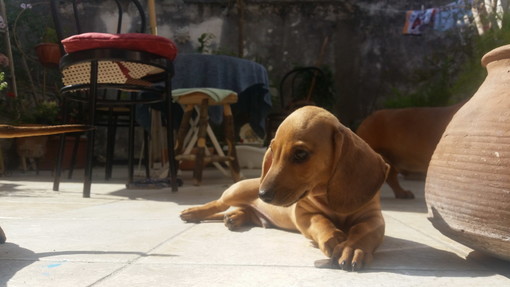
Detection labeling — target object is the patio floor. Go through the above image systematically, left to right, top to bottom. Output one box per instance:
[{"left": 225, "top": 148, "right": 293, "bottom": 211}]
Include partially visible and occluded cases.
[{"left": 0, "top": 166, "right": 509, "bottom": 286}]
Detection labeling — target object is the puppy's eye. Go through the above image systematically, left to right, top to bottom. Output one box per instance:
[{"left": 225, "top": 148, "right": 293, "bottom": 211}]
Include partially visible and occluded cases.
[{"left": 293, "top": 149, "right": 309, "bottom": 163}]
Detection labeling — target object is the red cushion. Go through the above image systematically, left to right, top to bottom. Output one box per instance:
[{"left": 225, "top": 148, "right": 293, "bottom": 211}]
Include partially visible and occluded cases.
[{"left": 61, "top": 32, "right": 177, "bottom": 61}]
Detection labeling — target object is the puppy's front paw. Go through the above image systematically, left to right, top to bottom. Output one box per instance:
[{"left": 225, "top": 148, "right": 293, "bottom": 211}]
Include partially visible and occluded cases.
[
  {"left": 318, "top": 230, "right": 347, "bottom": 258},
  {"left": 317, "top": 238, "right": 372, "bottom": 271},
  {"left": 329, "top": 242, "right": 372, "bottom": 272},
  {"left": 336, "top": 245, "right": 368, "bottom": 271},
  {"left": 314, "top": 247, "right": 369, "bottom": 272}
]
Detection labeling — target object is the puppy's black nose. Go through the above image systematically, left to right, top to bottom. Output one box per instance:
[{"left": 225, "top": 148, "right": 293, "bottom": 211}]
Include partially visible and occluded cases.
[{"left": 259, "top": 189, "right": 274, "bottom": 203}]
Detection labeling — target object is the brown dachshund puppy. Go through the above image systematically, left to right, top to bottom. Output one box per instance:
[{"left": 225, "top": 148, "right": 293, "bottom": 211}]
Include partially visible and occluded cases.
[
  {"left": 356, "top": 102, "right": 464, "bottom": 199},
  {"left": 181, "top": 106, "right": 389, "bottom": 271},
  {"left": 0, "top": 124, "right": 92, "bottom": 244}
]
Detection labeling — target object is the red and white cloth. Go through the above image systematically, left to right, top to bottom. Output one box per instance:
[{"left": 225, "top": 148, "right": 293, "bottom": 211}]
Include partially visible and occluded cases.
[{"left": 402, "top": 8, "right": 437, "bottom": 35}]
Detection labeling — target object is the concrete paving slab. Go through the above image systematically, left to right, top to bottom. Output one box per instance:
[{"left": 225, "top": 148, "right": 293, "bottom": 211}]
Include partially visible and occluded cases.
[{"left": 1, "top": 167, "right": 509, "bottom": 286}]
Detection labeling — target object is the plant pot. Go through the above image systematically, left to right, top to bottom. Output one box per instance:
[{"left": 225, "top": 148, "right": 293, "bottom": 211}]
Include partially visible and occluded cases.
[
  {"left": 35, "top": 43, "right": 62, "bottom": 68},
  {"left": 425, "top": 45, "right": 510, "bottom": 261},
  {"left": 16, "top": 136, "right": 49, "bottom": 171},
  {"left": 38, "top": 136, "right": 87, "bottom": 170}
]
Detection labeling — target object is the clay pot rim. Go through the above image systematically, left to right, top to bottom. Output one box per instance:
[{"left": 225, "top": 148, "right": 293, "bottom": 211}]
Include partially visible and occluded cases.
[{"left": 481, "top": 44, "right": 510, "bottom": 67}]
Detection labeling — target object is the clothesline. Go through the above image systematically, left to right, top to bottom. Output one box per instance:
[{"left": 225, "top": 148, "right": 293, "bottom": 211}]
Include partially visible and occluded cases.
[{"left": 358, "top": 1, "right": 474, "bottom": 14}]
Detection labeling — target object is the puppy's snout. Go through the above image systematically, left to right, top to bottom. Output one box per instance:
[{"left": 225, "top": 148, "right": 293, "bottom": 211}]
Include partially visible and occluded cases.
[{"left": 259, "top": 189, "right": 274, "bottom": 203}]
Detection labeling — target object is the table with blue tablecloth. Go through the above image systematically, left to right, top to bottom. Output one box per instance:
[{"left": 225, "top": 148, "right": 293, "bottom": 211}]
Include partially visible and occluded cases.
[{"left": 137, "top": 53, "right": 272, "bottom": 139}]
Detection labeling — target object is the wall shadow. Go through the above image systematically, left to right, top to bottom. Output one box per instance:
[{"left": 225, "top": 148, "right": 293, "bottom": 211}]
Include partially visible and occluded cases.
[{"left": 0, "top": 242, "right": 176, "bottom": 287}]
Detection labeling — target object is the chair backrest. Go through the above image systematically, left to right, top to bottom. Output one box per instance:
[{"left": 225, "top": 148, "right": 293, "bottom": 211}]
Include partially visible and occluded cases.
[
  {"left": 50, "top": 0, "right": 147, "bottom": 44},
  {"left": 278, "top": 66, "right": 334, "bottom": 112}
]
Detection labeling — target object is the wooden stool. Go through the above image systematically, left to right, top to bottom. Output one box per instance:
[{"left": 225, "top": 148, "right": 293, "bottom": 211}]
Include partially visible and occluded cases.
[{"left": 174, "top": 90, "right": 241, "bottom": 185}]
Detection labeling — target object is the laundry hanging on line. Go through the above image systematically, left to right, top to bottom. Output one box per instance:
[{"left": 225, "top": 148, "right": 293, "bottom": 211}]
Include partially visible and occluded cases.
[
  {"left": 402, "top": 0, "right": 473, "bottom": 35},
  {"left": 402, "top": 8, "right": 436, "bottom": 35}
]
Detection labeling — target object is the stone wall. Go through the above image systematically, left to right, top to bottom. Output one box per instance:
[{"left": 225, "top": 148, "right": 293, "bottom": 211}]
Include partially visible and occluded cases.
[
  {"left": 14, "top": 0, "right": 505, "bottom": 127},
  {"left": 20, "top": 0, "right": 502, "bottom": 162},
  {"left": 147, "top": 0, "right": 480, "bottom": 125}
]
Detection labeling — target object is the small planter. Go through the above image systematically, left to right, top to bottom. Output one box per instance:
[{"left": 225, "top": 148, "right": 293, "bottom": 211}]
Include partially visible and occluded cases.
[
  {"left": 35, "top": 43, "right": 62, "bottom": 68},
  {"left": 16, "top": 136, "right": 49, "bottom": 171},
  {"left": 38, "top": 136, "right": 87, "bottom": 170}
]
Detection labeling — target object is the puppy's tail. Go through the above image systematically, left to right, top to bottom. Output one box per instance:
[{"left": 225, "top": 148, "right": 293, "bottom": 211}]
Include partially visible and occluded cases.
[{"left": 0, "top": 124, "right": 93, "bottom": 138}]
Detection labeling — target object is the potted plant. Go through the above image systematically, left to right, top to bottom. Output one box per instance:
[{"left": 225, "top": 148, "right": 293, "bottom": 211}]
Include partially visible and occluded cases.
[{"left": 34, "top": 27, "right": 62, "bottom": 68}]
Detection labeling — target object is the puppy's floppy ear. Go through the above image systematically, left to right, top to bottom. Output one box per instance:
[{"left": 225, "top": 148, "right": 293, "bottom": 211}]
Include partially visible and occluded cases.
[
  {"left": 327, "top": 126, "right": 389, "bottom": 213},
  {"left": 261, "top": 145, "right": 273, "bottom": 179}
]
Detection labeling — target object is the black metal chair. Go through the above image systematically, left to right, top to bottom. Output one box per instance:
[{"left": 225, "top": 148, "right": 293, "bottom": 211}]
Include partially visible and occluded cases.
[
  {"left": 49, "top": 0, "right": 179, "bottom": 197},
  {"left": 264, "top": 66, "right": 329, "bottom": 146}
]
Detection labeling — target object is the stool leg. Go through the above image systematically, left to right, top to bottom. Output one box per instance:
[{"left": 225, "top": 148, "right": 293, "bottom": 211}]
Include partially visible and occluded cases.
[
  {"left": 193, "top": 99, "right": 209, "bottom": 186},
  {"left": 223, "top": 104, "right": 241, "bottom": 182},
  {"left": 175, "top": 105, "right": 194, "bottom": 155}
]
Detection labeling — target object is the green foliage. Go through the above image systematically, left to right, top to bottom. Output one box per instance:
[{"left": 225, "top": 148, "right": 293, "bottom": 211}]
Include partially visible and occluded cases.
[
  {"left": 0, "top": 2, "right": 62, "bottom": 125},
  {"left": 386, "top": 12, "right": 510, "bottom": 109},
  {"left": 450, "top": 12, "right": 510, "bottom": 100},
  {"left": 41, "top": 27, "right": 58, "bottom": 43},
  {"left": 385, "top": 54, "right": 454, "bottom": 108},
  {"left": 0, "top": 72, "right": 7, "bottom": 91},
  {"left": 20, "top": 101, "right": 59, "bottom": 125}
]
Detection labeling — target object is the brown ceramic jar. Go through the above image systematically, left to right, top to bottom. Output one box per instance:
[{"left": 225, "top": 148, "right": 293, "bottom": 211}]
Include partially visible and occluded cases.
[{"left": 425, "top": 44, "right": 510, "bottom": 261}]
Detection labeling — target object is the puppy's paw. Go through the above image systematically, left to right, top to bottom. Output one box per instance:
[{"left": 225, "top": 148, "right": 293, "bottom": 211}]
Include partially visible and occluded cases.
[
  {"left": 180, "top": 207, "right": 206, "bottom": 223},
  {"left": 223, "top": 209, "right": 249, "bottom": 230},
  {"left": 318, "top": 230, "right": 347, "bottom": 258},
  {"left": 331, "top": 243, "right": 373, "bottom": 272}
]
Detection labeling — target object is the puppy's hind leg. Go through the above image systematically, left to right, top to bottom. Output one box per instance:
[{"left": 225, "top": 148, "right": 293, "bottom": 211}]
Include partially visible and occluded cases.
[
  {"left": 386, "top": 166, "right": 414, "bottom": 199},
  {"left": 180, "top": 178, "right": 260, "bottom": 223},
  {"left": 180, "top": 200, "right": 230, "bottom": 223}
]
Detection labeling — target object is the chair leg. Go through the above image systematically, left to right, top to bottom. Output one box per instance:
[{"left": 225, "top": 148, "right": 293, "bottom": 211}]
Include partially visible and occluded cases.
[
  {"left": 83, "top": 61, "right": 98, "bottom": 198},
  {"left": 165, "top": 79, "right": 179, "bottom": 192},
  {"left": 53, "top": 98, "right": 69, "bottom": 192},
  {"left": 193, "top": 99, "right": 209, "bottom": 186},
  {"left": 127, "top": 103, "right": 135, "bottom": 184},
  {"left": 223, "top": 105, "right": 241, "bottom": 182},
  {"left": 105, "top": 108, "right": 116, "bottom": 180},
  {"left": 143, "top": 130, "right": 150, "bottom": 178},
  {"left": 68, "top": 133, "right": 81, "bottom": 179}
]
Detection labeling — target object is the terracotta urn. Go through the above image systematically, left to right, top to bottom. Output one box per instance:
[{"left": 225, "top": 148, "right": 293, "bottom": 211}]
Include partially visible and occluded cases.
[{"left": 425, "top": 45, "right": 510, "bottom": 261}]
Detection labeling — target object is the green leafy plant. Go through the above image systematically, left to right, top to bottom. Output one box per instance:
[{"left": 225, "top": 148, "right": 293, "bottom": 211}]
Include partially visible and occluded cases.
[
  {"left": 450, "top": 12, "right": 510, "bottom": 101},
  {"left": 41, "top": 27, "right": 58, "bottom": 43},
  {"left": 0, "top": 72, "right": 7, "bottom": 91},
  {"left": 20, "top": 100, "right": 59, "bottom": 125}
]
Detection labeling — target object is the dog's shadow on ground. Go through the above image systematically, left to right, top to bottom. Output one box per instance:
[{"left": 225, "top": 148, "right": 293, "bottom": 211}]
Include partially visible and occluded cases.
[{"left": 371, "top": 236, "right": 510, "bottom": 278}]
